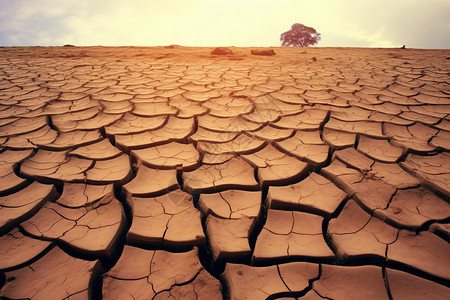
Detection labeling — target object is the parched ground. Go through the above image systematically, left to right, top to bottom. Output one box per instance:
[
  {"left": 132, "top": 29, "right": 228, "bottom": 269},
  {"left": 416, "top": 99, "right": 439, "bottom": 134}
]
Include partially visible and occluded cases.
[{"left": 0, "top": 46, "right": 449, "bottom": 299}]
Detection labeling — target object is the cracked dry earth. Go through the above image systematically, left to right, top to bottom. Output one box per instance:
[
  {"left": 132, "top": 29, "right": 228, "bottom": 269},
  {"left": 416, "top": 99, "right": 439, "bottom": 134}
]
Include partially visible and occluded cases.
[{"left": 0, "top": 46, "right": 449, "bottom": 300}]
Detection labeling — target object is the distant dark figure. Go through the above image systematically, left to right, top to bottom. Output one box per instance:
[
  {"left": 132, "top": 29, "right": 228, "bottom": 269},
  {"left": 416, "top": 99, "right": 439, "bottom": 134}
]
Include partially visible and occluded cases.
[
  {"left": 280, "top": 23, "right": 321, "bottom": 47},
  {"left": 63, "top": 44, "right": 75, "bottom": 47},
  {"left": 401, "top": 45, "right": 406, "bottom": 49}
]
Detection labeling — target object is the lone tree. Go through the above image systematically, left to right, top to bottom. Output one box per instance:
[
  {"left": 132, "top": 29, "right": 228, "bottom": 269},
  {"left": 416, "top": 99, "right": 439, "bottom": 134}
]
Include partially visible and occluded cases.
[{"left": 280, "top": 23, "right": 321, "bottom": 47}]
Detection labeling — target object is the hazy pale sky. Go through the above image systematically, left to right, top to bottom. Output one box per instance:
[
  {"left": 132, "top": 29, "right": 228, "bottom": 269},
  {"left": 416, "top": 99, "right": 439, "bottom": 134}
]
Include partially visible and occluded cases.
[{"left": 0, "top": 0, "right": 449, "bottom": 48}]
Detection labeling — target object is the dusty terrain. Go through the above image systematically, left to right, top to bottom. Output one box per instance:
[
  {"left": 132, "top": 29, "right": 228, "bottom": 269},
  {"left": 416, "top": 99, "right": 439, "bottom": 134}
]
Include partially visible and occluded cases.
[{"left": 0, "top": 45, "right": 449, "bottom": 299}]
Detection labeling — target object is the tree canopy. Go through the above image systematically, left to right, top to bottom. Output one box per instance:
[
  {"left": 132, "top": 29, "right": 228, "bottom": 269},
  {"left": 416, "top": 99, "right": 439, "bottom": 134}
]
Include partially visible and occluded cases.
[{"left": 280, "top": 23, "right": 321, "bottom": 47}]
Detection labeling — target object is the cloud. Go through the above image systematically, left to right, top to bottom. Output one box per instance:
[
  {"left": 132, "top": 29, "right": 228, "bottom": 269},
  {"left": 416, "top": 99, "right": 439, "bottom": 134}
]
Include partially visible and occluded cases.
[
  {"left": 0, "top": 0, "right": 449, "bottom": 48},
  {"left": 0, "top": 0, "right": 76, "bottom": 45},
  {"left": 314, "top": 0, "right": 450, "bottom": 48}
]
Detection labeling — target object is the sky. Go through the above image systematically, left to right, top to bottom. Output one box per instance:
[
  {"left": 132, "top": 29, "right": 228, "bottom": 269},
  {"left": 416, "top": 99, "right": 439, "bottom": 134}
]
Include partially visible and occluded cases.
[{"left": 0, "top": 0, "right": 449, "bottom": 48}]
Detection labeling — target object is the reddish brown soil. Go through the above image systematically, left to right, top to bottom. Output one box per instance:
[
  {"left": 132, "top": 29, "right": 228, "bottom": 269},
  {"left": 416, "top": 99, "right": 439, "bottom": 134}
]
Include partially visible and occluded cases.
[{"left": 0, "top": 46, "right": 449, "bottom": 299}]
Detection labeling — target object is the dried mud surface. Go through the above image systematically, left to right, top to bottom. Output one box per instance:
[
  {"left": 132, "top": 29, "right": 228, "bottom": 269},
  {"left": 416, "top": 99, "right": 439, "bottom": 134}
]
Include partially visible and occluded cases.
[{"left": 0, "top": 45, "right": 449, "bottom": 299}]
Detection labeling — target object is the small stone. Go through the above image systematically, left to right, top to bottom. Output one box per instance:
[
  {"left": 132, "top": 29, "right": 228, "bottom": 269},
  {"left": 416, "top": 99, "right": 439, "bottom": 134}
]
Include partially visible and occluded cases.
[
  {"left": 211, "top": 47, "right": 233, "bottom": 55},
  {"left": 251, "top": 49, "right": 276, "bottom": 56}
]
